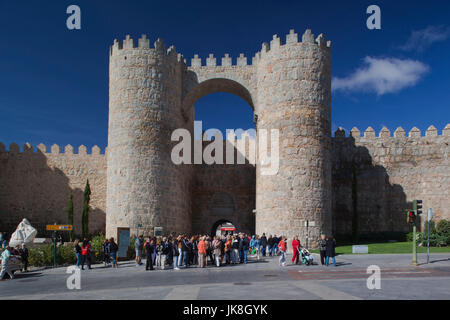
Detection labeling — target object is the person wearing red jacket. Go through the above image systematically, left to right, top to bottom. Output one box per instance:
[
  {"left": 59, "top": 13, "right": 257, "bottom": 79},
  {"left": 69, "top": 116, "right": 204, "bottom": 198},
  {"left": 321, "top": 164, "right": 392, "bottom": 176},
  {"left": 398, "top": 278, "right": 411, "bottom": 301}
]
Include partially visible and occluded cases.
[
  {"left": 278, "top": 236, "right": 287, "bottom": 267},
  {"left": 291, "top": 236, "right": 301, "bottom": 264},
  {"left": 81, "top": 238, "right": 92, "bottom": 270}
]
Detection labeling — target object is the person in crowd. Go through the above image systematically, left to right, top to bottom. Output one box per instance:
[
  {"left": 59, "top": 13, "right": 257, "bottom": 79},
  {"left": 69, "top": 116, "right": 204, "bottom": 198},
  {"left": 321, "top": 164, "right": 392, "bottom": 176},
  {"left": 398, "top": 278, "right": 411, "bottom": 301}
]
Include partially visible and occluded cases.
[
  {"left": 1, "top": 232, "right": 8, "bottom": 248},
  {"left": 0, "top": 233, "right": 3, "bottom": 247},
  {"left": 239, "top": 233, "right": 249, "bottom": 264},
  {"left": 260, "top": 233, "right": 267, "bottom": 257},
  {"left": 58, "top": 234, "right": 64, "bottom": 246},
  {"left": 318, "top": 234, "right": 327, "bottom": 266},
  {"left": 135, "top": 235, "right": 144, "bottom": 266},
  {"left": 176, "top": 235, "right": 183, "bottom": 268},
  {"left": 181, "top": 235, "right": 190, "bottom": 268},
  {"left": 220, "top": 235, "right": 226, "bottom": 264},
  {"left": 231, "top": 235, "right": 239, "bottom": 264},
  {"left": 249, "top": 235, "right": 256, "bottom": 255},
  {"left": 254, "top": 235, "right": 261, "bottom": 260},
  {"left": 267, "top": 235, "right": 274, "bottom": 257},
  {"left": 274, "top": 235, "right": 280, "bottom": 256},
  {"left": 291, "top": 235, "right": 301, "bottom": 265},
  {"left": 166, "top": 236, "right": 174, "bottom": 267},
  {"left": 172, "top": 236, "right": 180, "bottom": 270},
  {"left": 186, "top": 236, "right": 194, "bottom": 266},
  {"left": 191, "top": 236, "right": 199, "bottom": 266},
  {"left": 198, "top": 236, "right": 207, "bottom": 268},
  {"left": 205, "top": 236, "right": 212, "bottom": 266},
  {"left": 213, "top": 236, "right": 222, "bottom": 267},
  {"left": 224, "top": 236, "right": 232, "bottom": 264},
  {"left": 278, "top": 236, "right": 287, "bottom": 267},
  {"left": 325, "top": 236, "right": 337, "bottom": 267},
  {"left": 109, "top": 237, "right": 119, "bottom": 268},
  {"left": 144, "top": 237, "right": 154, "bottom": 271},
  {"left": 155, "top": 237, "right": 163, "bottom": 269},
  {"left": 160, "top": 237, "right": 170, "bottom": 270},
  {"left": 81, "top": 238, "right": 92, "bottom": 270},
  {"left": 102, "top": 238, "right": 110, "bottom": 267},
  {"left": 150, "top": 238, "right": 157, "bottom": 265},
  {"left": 73, "top": 239, "right": 82, "bottom": 268},
  {"left": 20, "top": 243, "right": 29, "bottom": 272},
  {"left": 11, "top": 245, "right": 20, "bottom": 256},
  {"left": 0, "top": 246, "right": 12, "bottom": 280}
]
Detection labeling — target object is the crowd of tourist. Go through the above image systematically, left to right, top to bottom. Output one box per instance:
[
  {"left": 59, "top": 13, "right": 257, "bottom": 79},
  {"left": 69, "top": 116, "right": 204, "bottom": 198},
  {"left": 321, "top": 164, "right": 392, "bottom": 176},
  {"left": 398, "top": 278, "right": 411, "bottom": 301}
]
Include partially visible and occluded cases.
[{"left": 72, "top": 232, "right": 338, "bottom": 270}]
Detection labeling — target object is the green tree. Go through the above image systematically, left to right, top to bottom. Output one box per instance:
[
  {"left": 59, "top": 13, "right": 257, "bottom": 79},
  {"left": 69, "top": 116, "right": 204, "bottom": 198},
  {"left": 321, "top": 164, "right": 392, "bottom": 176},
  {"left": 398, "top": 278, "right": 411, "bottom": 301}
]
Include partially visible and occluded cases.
[
  {"left": 82, "top": 179, "right": 91, "bottom": 238},
  {"left": 67, "top": 194, "right": 74, "bottom": 241}
]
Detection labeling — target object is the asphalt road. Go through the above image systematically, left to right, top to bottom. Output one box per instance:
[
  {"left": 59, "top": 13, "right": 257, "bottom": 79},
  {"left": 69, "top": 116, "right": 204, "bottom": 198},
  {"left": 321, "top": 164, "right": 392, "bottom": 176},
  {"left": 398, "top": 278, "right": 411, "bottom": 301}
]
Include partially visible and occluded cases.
[{"left": 1, "top": 253, "right": 449, "bottom": 300}]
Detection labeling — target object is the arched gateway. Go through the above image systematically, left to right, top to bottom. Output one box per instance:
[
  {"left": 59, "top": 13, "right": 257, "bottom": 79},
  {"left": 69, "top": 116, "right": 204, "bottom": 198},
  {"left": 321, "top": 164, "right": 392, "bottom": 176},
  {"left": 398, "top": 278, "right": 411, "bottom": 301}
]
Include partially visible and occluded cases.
[{"left": 106, "top": 29, "right": 332, "bottom": 248}]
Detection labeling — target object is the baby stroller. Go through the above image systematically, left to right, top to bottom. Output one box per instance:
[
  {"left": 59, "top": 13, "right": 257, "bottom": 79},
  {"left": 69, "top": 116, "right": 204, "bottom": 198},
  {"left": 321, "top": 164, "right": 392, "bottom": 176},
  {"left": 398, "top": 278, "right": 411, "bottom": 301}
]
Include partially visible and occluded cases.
[{"left": 301, "top": 248, "right": 313, "bottom": 265}]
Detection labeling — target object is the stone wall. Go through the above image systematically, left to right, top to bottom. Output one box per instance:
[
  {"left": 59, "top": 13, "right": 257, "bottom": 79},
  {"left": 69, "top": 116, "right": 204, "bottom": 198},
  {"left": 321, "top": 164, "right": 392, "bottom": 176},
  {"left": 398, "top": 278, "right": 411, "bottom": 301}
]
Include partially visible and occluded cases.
[
  {"left": 332, "top": 125, "right": 450, "bottom": 237},
  {"left": 191, "top": 140, "right": 256, "bottom": 235},
  {"left": 0, "top": 142, "right": 106, "bottom": 236}
]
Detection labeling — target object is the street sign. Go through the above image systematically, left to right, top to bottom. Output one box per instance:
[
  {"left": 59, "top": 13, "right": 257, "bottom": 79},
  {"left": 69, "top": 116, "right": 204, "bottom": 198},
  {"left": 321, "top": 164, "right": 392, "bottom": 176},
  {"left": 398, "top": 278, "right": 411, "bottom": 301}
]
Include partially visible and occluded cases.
[
  {"left": 46, "top": 225, "right": 73, "bottom": 231},
  {"left": 154, "top": 227, "right": 163, "bottom": 237}
]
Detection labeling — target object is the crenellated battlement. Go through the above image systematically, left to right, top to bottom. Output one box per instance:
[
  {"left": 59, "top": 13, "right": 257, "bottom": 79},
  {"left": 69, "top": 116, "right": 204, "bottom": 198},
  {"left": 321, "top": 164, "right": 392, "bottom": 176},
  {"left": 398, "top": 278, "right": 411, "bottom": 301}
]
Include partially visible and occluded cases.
[
  {"left": 186, "top": 29, "right": 330, "bottom": 68},
  {"left": 252, "top": 29, "right": 331, "bottom": 64},
  {"left": 110, "top": 34, "right": 188, "bottom": 66},
  {"left": 333, "top": 124, "right": 450, "bottom": 140},
  {"left": 0, "top": 142, "right": 106, "bottom": 156}
]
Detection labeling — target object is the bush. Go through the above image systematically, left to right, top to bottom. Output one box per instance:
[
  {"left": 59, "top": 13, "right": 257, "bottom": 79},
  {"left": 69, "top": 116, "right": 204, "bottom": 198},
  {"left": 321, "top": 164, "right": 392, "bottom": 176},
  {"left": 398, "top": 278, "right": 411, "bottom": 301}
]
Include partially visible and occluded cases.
[
  {"left": 417, "top": 219, "right": 449, "bottom": 247},
  {"left": 90, "top": 233, "right": 106, "bottom": 263},
  {"left": 127, "top": 236, "right": 136, "bottom": 260},
  {"left": 28, "top": 244, "right": 76, "bottom": 267}
]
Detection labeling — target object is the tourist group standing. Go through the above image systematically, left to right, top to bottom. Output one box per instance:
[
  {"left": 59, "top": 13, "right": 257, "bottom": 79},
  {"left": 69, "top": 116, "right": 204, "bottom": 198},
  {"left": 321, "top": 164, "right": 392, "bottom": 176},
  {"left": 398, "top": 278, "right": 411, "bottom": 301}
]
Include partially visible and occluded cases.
[{"left": 67, "top": 232, "right": 338, "bottom": 272}]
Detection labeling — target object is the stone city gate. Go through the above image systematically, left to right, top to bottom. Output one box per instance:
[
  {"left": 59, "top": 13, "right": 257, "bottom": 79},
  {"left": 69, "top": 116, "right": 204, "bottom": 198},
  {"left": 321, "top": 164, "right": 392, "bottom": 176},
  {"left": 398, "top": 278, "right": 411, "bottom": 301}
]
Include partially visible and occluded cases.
[{"left": 106, "top": 29, "right": 332, "bottom": 246}]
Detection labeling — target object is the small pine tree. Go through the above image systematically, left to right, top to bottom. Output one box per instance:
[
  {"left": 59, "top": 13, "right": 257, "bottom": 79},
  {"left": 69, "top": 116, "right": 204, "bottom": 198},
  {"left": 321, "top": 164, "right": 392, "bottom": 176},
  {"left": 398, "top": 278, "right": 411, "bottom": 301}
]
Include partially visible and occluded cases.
[
  {"left": 82, "top": 179, "right": 91, "bottom": 238},
  {"left": 67, "top": 194, "right": 74, "bottom": 241}
]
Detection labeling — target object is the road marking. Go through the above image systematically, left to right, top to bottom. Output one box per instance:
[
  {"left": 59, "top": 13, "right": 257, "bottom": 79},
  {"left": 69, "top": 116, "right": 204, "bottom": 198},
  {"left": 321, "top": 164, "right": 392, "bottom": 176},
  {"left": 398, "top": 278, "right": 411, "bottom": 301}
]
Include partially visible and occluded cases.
[
  {"left": 291, "top": 281, "right": 362, "bottom": 300},
  {"left": 164, "top": 285, "right": 200, "bottom": 300}
]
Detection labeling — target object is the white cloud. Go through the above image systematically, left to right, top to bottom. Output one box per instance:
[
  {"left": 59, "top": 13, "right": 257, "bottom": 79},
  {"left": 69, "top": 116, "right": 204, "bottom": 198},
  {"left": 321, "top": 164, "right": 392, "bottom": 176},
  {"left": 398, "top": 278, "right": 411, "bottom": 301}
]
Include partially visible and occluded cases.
[
  {"left": 400, "top": 25, "right": 450, "bottom": 52},
  {"left": 332, "top": 56, "right": 429, "bottom": 95}
]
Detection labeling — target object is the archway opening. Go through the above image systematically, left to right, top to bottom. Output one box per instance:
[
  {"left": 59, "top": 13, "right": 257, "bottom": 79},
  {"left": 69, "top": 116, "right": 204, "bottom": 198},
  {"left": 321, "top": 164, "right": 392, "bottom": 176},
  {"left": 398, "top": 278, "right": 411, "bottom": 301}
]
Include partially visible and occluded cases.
[
  {"left": 186, "top": 77, "right": 257, "bottom": 236},
  {"left": 211, "top": 219, "right": 236, "bottom": 237}
]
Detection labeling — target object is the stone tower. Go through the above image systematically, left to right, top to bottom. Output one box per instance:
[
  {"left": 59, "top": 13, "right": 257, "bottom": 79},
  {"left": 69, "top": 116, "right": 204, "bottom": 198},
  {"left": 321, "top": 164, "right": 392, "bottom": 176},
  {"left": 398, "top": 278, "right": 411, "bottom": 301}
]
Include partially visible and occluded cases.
[
  {"left": 254, "top": 30, "right": 333, "bottom": 246},
  {"left": 106, "top": 35, "right": 193, "bottom": 238}
]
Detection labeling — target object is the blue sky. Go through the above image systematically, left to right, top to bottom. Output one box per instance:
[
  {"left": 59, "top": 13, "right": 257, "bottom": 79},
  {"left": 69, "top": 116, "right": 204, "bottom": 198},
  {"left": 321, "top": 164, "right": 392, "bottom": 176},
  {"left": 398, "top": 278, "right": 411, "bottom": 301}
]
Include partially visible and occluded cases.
[{"left": 0, "top": 0, "right": 449, "bottom": 151}]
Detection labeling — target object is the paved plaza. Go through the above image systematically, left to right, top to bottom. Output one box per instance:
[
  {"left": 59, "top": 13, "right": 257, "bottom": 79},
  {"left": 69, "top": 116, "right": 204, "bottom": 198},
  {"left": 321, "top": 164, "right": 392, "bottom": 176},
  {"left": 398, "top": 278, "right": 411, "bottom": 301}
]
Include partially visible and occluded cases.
[{"left": 1, "top": 253, "right": 449, "bottom": 300}]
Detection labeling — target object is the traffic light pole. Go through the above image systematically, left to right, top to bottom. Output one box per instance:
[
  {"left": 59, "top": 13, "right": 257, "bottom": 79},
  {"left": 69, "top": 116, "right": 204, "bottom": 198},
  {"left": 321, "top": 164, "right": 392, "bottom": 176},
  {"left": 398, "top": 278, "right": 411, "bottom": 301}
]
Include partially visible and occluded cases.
[{"left": 412, "top": 224, "right": 418, "bottom": 266}]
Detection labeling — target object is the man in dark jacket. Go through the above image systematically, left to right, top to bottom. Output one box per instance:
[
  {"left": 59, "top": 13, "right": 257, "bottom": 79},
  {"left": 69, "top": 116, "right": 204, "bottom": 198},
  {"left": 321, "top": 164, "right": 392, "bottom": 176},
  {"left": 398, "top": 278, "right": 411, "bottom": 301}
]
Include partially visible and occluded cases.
[
  {"left": 260, "top": 233, "right": 268, "bottom": 257},
  {"left": 239, "top": 234, "right": 249, "bottom": 264},
  {"left": 267, "top": 235, "right": 274, "bottom": 256},
  {"left": 181, "top": 236, "right": 190, "bottom": 268},
  {"left": 325, "top": 236, "right": 337, "bottom": 267},
  {"left": 145, "top": 237, "right": 154, "bottom": 271},
  {"left": 166, "top": 237, "right": 174, "bottom": 266},
  {"left": 20, "top": 244, "right": 29, "bottom": 272}
]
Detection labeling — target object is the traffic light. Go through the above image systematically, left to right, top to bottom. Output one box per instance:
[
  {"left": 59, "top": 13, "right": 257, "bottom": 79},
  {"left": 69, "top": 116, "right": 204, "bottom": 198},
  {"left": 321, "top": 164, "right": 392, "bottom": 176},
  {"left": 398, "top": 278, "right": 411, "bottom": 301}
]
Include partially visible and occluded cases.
[
  {"left": 413, "top": 200, "right": 423, "bottom": 215},
  {"left": 407, "top": 210, "right": 416, "bottom": 224}
]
